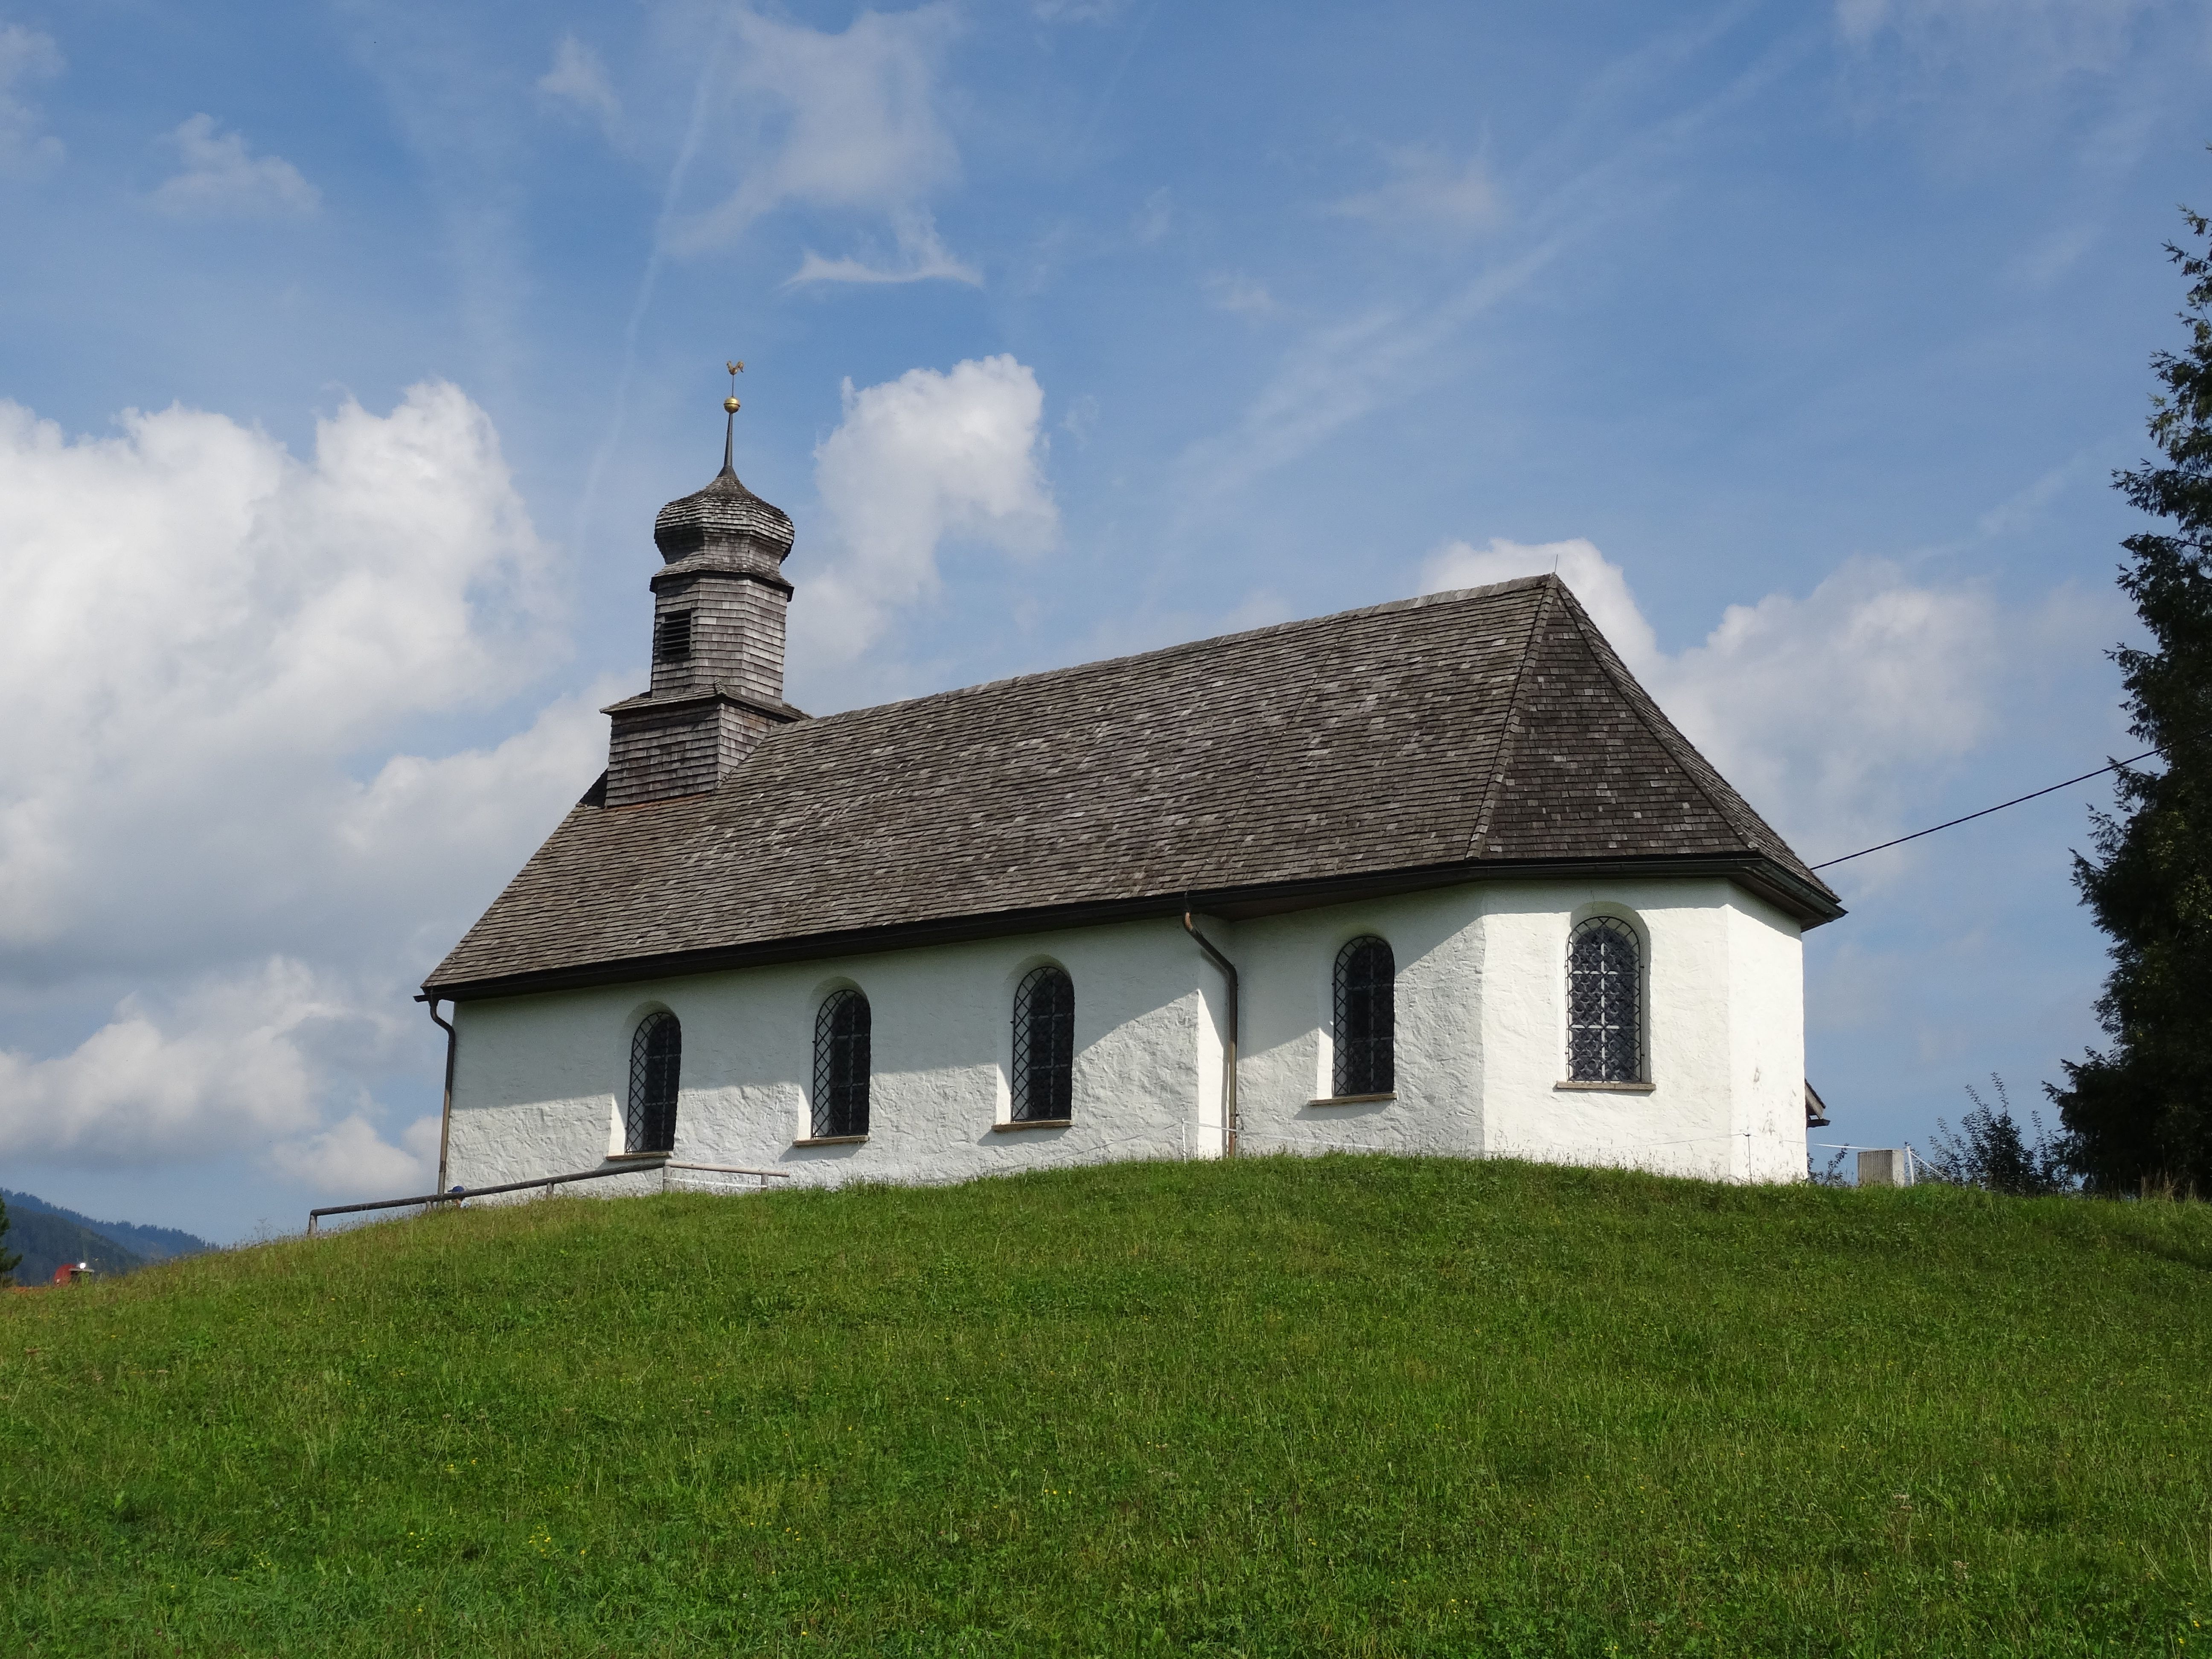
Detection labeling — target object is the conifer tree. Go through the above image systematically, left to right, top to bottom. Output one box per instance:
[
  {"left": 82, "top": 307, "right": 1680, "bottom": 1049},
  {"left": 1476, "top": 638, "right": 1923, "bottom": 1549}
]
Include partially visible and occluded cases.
[
  {"left": 2053, "top": 197, "right": 2212, "bottom": 1191},
  {"left": 0, "top": 1193, "right": 17, "bottom": 1288}
]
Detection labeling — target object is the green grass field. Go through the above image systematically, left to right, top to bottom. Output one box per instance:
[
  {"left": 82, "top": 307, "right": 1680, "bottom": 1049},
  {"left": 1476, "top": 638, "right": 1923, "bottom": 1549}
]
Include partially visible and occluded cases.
[{"left": 4, "top": 1154, "right": 2210, "bottom": 1656}]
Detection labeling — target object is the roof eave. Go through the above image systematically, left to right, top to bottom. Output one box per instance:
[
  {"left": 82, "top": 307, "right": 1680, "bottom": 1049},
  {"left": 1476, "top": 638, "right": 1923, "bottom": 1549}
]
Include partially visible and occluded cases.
[{"left": 423, "top": 851, "right": 1844, "bottom": 1004}]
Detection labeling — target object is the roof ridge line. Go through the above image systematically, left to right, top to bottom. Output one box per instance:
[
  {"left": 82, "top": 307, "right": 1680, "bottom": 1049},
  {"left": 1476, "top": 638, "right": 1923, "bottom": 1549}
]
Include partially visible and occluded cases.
[
  {"left": 789, "top": 576, "right": 1555, "bottom": 733},
  {"left": 1464, "top": 576, "right": 1554, "bottom": 859}
]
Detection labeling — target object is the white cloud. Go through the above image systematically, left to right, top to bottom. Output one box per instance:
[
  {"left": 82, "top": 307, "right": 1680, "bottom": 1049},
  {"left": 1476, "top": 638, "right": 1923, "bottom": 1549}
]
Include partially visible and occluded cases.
[
  {"left": 677, "top": 3, "right": 975, "bottom": 283},
  {"left": 0, "top": 23, "right": 63, "bottom": 177},
  {"left": 538, "top": 35, "right": 621, "bottom": 135},
  {"left": 150, "top": 114, "right": 319, "bottom": 219},
  {"left": 1331, "top": 145, "right": 1500, "bottom": 233},
  {"left": 1204, "top": 272, "right": 1279, "bottom": 317},
  {"left": 792, "top": 355, "right": 1057, "bottom": 673},
  {"left": 0, "top": 381, "right": 563, "bottom": 951},
  {"left": 0, "top": 382, "right": 593, "bottom": 1178},
  {"left": 1421, "top": 537, "right": 2001, "bottom": 862},
  {"left": 1424, "top": 538, "right": 1658, "bottom": 667},
  {"left": 342, "top": 687, "right": 610, "bottom": 864},
  {"left": 0, "top": 961, "right": 334, "bottom": 1164},
  {"left": 268, "top": 1111, "right": 440, "bottom": 1199}
]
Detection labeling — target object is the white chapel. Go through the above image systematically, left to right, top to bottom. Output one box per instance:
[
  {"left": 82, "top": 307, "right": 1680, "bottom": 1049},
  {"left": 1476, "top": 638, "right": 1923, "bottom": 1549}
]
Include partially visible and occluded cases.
[{"left": 423, "top": 404, "right": 1841, "bottom": 1195}]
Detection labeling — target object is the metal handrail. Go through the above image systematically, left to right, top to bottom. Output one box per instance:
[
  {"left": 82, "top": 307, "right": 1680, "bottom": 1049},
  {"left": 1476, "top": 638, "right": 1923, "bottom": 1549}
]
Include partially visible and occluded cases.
[
  {"left": 306, "top": 1157, "right": 792, "bottom": 1235},
  {"left": 664, "top": 1161, "right": 793, "bottom": 1182}
]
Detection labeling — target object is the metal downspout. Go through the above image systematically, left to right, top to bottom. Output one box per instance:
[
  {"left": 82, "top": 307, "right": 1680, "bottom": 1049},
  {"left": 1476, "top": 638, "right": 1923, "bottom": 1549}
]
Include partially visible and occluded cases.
[
  {"left": 1182, "top": 912, "right": 1239, "bottom": 1157},
  {"left": 416, "top": 993, "right": 458, "bottom": 1197}
]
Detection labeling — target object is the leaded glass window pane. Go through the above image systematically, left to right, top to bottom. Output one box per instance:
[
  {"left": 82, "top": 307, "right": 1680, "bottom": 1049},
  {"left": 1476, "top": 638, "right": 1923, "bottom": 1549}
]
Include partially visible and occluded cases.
[
  {"left": 1566, "top": 917, "right": 1643, "bottom": 1083},
  {"left": 1333, "top": 936, "right": 1395, "bottom": 1097},
  {"left": 1012, "top": 965, "right": 1075, "bottom": 1121},
  {"left": 812, "top": 990, "right": 871, "bottom": 1138},
  {"left": 626, "top": 1012, "right": 681, "bottom": 1153}
]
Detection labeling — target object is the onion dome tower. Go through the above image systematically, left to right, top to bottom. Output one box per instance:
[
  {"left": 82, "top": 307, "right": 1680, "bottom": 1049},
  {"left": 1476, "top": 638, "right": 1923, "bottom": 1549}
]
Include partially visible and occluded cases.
[{"left": 602, "top": 363, "right": 806, "bottom": 808}]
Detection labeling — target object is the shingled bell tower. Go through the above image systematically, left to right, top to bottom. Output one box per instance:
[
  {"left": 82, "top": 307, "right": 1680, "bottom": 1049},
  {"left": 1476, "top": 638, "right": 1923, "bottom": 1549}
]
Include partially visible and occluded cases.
[{"left": 602, "top": 364, "right": 803, "bottom": 808}]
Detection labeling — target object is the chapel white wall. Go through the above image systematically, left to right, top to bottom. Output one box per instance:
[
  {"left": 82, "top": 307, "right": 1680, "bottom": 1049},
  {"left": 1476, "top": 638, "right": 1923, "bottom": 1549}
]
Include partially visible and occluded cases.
[
  {"left": 445, "top": 876, "right": 1808, "bottom": 1196},
  {"left": 446, "top": 918, "right": 1224, "bottom": 1196}
]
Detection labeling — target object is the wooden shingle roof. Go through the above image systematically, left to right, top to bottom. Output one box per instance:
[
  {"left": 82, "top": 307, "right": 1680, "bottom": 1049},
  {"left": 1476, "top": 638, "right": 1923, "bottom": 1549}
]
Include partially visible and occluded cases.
[{"left": 425, "top": 575, "right": 1840, "bottom": 1000}]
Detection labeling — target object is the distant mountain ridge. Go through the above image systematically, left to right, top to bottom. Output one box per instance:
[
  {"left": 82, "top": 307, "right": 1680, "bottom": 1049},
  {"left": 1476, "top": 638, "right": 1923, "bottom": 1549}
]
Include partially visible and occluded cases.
[
  {"left": 2, "top": 1190, "right": 212, "bottom": 1284},
  {"left": 5, "top": 1211, "right": 146, "bottom": 1285}
]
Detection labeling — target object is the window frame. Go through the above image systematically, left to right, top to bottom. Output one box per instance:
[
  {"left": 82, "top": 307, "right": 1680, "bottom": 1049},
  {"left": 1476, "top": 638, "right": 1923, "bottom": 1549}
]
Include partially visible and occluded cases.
[
  {"left": 1565, "top": 915, "right": 1646, "bottom": 1085},
  {"left": 1331, "top": 935, "right": 1396, "bottom": 1099},
  {"left": 1010, "top": 964, "right": 1075, "bottom": 1123},
  {"left": 811, "top": 988, "right": 872, "bottom": 1139},
  {"left": 625, "top": 1010, "right": 681, "bottom": 1154}
]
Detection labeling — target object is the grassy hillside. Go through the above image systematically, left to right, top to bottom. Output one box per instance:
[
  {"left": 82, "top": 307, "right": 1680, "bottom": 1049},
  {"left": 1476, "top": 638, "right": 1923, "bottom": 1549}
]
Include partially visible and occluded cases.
[{"left": 3, "top": 1155, "right": 2209, "bottom": 1657}]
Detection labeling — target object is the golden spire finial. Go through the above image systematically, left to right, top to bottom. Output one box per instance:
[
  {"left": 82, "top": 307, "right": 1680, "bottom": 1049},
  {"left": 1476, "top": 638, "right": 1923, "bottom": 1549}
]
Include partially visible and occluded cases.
[{"left": 719, "top": 360, "right": 745, "bottom": 474}]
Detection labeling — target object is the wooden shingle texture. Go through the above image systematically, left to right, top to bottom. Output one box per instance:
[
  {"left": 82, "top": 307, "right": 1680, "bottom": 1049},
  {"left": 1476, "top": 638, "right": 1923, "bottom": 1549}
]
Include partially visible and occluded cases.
[{"left": 427, "top": 575, "right": 1838, "bottom": 997}]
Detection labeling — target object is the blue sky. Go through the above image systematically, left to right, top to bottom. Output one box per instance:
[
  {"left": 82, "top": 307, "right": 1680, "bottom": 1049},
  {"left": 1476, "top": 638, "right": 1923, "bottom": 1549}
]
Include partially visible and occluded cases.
[{"left": 0, "top": 0, "right": 2206, "bottom": 1240}]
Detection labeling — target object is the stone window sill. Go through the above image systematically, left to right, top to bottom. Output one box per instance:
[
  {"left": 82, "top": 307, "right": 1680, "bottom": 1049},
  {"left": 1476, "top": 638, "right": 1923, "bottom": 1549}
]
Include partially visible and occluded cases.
[
  {"left": 1554, "top": 1080, "right": 1656, "bottom": 1094},
  {"left": 1307, "top": 1093, "right": 1395, "bottom": 1106},
  {"left": 992, "top": 1118, "right": 1072, "bottom": 1132},
  {"left": 794, "top": 1135, "right": 868, "bottom": 1147},
  {"left": 604, "top": 1151, "right": 667, "bottom": 1162}
]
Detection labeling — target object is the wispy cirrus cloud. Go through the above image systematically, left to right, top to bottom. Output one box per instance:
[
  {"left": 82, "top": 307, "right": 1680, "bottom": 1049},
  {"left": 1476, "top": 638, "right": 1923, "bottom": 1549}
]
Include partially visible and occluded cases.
[
  {"left": 1830, "top": 0, "right": 2178, "bottom": 154},
  {"left": 1836, "top": 0, "right": 2153, "bottom": 74},
  {"left": 674, "top": 3, "right": 978, "bottom": 285},
  {"left": 0, "top": 22, "right": 63, "bottom": 177},
  {"left": 1177, "top": 23, "right": 1816, "bottom": 510},
  {"left": 538, "top": 34, "right": 622, "bottom": 138},
  {"left": 1330, "top": 145, "right": 1501, "bottom": 234},
  {"left": 1131, "top": 186, "right": 1173, "bottom": 244},
  {"left": 787, "top": 209, "right": 979, "bottom": 287},
  {"left": 1175, "top": 237, "right": 1562, "bottom": 506},
  {"left": 1203, "top": 272, "right": 1280, "bottom": 317}
]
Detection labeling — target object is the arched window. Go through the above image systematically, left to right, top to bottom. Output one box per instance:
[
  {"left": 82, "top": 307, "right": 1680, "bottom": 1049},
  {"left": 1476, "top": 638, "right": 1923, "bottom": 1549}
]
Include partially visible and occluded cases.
[
  {"left": 1567, "top": 917, "right": 1643, "bottom": 1083},
  {"left": 1333, "top": 936, "right": 1395, "bottom": 1097},
  {"left": 1012, "top": 965, "right": 1075, "bottom": 1121},
  {"left": 812, "top": 989, "right": 871, "bottom": 1138},
  {"left": 626, "top": 1011, "right": 681, "bottom": 1154}
]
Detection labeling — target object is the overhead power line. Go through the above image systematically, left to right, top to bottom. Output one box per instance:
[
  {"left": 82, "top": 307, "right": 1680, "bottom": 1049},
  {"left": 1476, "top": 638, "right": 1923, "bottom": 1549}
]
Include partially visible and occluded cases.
[{"left": 1809, "top": 749, "right": 2161, "bottom": 872}]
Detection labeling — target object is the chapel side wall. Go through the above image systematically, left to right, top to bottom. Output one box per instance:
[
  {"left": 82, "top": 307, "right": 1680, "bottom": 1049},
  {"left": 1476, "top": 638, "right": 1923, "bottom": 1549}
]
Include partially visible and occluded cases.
[
  {"left": 445, "top": 877, "right": 1809, "bottom": 1194},
  {"left": 1479, "top": 878, "right": 1749, "bottom": 1181},
  {"left": 1233, "top": 888, "right": 1488, "bottom": 1159},
  {"left": 1727, "top": 892, "right": 1808, "bottom": 1183},
  {"left": 444, "top": 917, "right": 1217, "bottom": 1192},
  {"left": 445, "top": 993, "right": 667, "bottom": 1201}
]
